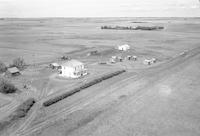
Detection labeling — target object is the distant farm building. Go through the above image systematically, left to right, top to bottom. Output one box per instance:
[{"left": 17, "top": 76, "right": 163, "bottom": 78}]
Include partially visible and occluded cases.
[
  {"left": 117, "top": 44, "right": 130, "bottom": 51},
  {"left": 124, "top": 55, "right": 137, "bottom": 61},
  {"left": 126, "top": 55, "right": 132, "bottom": 60},
  {"left": 110, "top": 56, "right": 124, "bottom": 63},
  {"left": 117, "top": 56, "right": 123, "bottom": 62},
  {"left": 132, "top": 56, "right": 137, "bottom": 61},
  {"left": 109, "top": 58, "right": 116, "bottom": 63},
  {"left": 143, "top": 58, "right": 156, "bottom": 65},
  {"left": 151, "top": 58, "right": 157, "bottom": 63},
  {"left": 59, "top": 59, "right": 87, "bottom": 78},
  {"left": 143, "top": 59, "right": 152, "bottom": 65},
  {"left": 49, "top": 63, "right": 60, "bottom": 70},
  {"left": 6, "top": 67, "right": 20, "bottom": 76}
]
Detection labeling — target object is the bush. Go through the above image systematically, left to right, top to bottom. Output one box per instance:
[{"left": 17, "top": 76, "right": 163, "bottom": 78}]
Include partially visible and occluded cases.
[
  {"left": 11, "top": 57, "right": 26, "bottom": 70},
  {"left": 0, "top": 61, "right": 7, "bottom": 73},
  {"left": 0, "top": 78, "right": 17, "bottom": 94},
  {"left": 0, "top": 98, "right": 35, "bottom": 131},
  {"left": 12, "top": 98, "right": 35, "bottom": 118},
  {"left": 0, "top": 120, "right": 10, "bottom": 131}
]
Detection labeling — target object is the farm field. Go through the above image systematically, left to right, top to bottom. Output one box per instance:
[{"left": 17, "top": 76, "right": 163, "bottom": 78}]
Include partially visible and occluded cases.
[{"left": 0, "top": 17, "right": 200, "bottom": 136}]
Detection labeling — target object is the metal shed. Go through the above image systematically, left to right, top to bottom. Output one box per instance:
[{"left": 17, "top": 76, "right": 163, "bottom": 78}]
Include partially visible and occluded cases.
[{"left": 6, "top": 67, "right": 20, "bottom": 76}]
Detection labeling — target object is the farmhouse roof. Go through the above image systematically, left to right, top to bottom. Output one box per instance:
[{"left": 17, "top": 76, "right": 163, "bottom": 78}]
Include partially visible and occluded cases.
[
  {"left": 61, "top": 59, "right": 83, "bottom": 68},
  {"left": 7, "top": 67, "right": 20, "bottom": 74}
]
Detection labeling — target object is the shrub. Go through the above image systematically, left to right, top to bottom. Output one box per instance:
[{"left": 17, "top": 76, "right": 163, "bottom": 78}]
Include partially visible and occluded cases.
[
  {"left": 61, "top": 56, "right": 70, "bottom": 60},
  {"left": 11, "top": 57, "right": 26, "bottom": 70},
  {"left": 0, "top": 61, "right": 7, "bottom": 73},
  {"left": 0, "top": 78, "right": 17, "bottom": 94},
  {"left": 0, "top": 98, "right": 35, "bottom": 131},
  {"left": 13, "top": 98, "right": 35, "bottom": 118},
  {"left": 0, "top": 120, "right": 10, "bottom": 131}
]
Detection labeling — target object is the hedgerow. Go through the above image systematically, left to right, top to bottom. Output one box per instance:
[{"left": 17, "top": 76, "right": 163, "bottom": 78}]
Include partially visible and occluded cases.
[{"left": 43, "top": 70, "right": 126, "bottom": 107}]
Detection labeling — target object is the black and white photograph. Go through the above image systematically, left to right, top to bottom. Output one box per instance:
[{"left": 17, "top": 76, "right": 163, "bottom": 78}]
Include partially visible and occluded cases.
[{"left": 0, "top": 0, "right": 200, "bottom": 136}]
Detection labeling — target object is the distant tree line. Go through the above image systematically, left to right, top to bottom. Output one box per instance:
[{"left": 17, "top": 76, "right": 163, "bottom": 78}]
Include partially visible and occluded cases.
[
  {"left": 101, "top": 25, "right": 164, "bottom": 31},
  {"left": 101, "top": 26, "right": 135, "bottom": 30}
]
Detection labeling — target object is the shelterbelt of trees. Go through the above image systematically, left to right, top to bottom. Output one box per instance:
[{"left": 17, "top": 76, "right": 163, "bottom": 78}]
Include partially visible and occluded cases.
[{"left": 101, "top": 25, "right": 164, "bottom": 31}]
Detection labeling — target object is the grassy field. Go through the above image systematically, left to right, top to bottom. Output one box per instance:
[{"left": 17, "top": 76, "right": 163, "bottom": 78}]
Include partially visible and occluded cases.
[
  {"left": 0, "top": 17, "right": 200, "bottom": 136},
  {"left": 1, "top": 17, "right": 199, "bottom": 65}
]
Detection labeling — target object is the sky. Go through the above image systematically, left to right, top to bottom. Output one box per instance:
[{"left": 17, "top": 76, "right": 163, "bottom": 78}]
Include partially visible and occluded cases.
[{"left": 0, "top": 0, "right": 200, "bottom": 17}]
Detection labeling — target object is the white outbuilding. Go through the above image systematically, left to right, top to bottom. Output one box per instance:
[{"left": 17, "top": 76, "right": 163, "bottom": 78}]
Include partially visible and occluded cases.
[
  {"left": 117, "top": 44, "right": 130, "bottom": 51},
  {"left": 132, "top": 56, "right": 137, "bottom": 61},
  {"left": 143, "top": 58, "right": 156, "bottom": 65},
  {"left": 59, "top": 59, "right": 87, "bottom": 78},
  {"left": 143, "top": 59, "right": 152, "bottom": 65},
  {"left": 49, "top": 63, "right": 60, "bottom": 69},
  {"left": 6, "top": 67, "right": 20, "bottom": 76}
]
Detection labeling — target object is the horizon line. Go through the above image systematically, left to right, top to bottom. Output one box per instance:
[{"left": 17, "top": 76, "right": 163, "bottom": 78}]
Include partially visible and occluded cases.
[{"left": 1, "top": 16, "right": 200, "bottom": 19}]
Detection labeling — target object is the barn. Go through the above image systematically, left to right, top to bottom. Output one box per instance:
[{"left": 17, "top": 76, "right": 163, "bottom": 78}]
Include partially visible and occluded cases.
[{"left": 6, "top": 67, "right": 20, "bottom": 76}]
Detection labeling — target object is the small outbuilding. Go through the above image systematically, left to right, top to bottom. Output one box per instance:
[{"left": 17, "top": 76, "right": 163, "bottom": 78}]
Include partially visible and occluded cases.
[
  {"left": 117, "top": 44, "right": 130, "bottom": 51},
  {"left": 126, "top": 55, "right": 132, "bottom": 60},
  {"left": 111, "top": 56, "right": 117, "bottom": 59},
  {"left": 117, "top": 56, "right": 123, "bottom": 62},
  {"left": 132, "top": 56, "right": 137, "bottom": 61},
  {"left": 109, "top": 58, "right": 116, "bottom": 63},
  {"left": 143, "top": 58, "right": 156, "bottom": 65},
  {"left": 151, "top": 58, "right": 156, "bottom": 63},
  {"left": 59, "top": 59, "right": 87, "bottom": 78},
  {"left": 143, "top": 59, "right": 152, "bottom": 65},
  {"left": 49, "top": 63, "right": 60, "bottom": 70},
  {"left": 6, "top": 67, "right": 20, "bottom": 76}
]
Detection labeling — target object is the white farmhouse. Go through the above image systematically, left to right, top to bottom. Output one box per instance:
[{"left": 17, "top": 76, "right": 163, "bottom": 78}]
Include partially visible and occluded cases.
[
  {"left": 117, "top": 44, "right": 130, "bottom": 51},
  {"left": 59, "top": 59, "right": 87, "bottom": 78}
]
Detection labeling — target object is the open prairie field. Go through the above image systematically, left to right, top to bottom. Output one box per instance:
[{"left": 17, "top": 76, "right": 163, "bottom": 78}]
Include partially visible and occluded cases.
[
  {"left": 0, "top": 17, "right": 200, "bottom": 136},
  {"left": 1, "top": 17, "right": 200, "bottom": 65}
]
